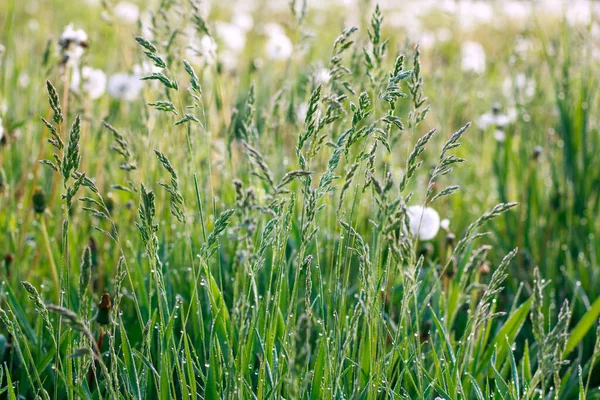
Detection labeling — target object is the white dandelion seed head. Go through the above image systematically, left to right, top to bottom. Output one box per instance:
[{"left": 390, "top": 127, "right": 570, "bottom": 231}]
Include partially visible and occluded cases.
[
  {"left": 193, "top": 0, "right": 211, "bottom": 19},
  {"left": 456, "top": 1, "right": 493, "bottom": 29},
  {"left": 502, "top": 1, "right": 532, "bottom": 21},
  {"left": 565, "top": 1, "right": 596, "bottom": 26},
  {"left": 114, "top": 2, "right": 140, "bottom": 24},
  {"left": 343, "top": 7, "right": 361, "bottom": 29},
  {"left": 386, "top": 10, "right": 421, "bottom": 34},
  {"left": 140, "top": 11, "right": 154, "bottom": 39},
  {"left": 232, "top": 12, "right": 253, "bottom": 32},
  {"left": 29, "top": 19, "right": 40, "bottom": 32},
  {"left": 215, "top": 22, "right": 246, "bottom": 53},
  {"left": 263, "top": 22, "right": 285, "bottom": 37},
  {"left": 591, "top": 22, "right": 600, "bottom": 39},
  {"left": 59, "top": 24, "right": 88, "bottom": 65},
  {"left": 60, "top": 24, "right": 88, "bottom": 45},
  {"left": 184, "top": 27, "right": 218, "bottom": 66},
  {"left": 436, "top": 28, "right": 452, "bottom": 43},
  {"left": 265, "top": 31, "right": 293, "bottom": 61},
  {"left": 418, "top": 32, "right": 437, "bottom": 50},
  {"left": 190, "top": 35, "right": 218, "bottom": 65},
  {"left": 201, "top": 35, "right": 218, "bottom": 63},
  {"left": 514, "top": 37, "right": 533, "bottom": 57},
  {"left": 461, "top": 41, "right": 486, "bottom": 75},
  {"left": 219, "top": 50, "right": 239, "bottom": 73},
  {"left": 253, "top": 58, "right": 264, "bottom": 70},
  {"left": 133, "top": 61, "right": 162, "bottom": 76},
  {"left": 71, "top": 67, "right": 82, "bottom": 93},
  {"left": 81, "top": 67, "right": 107, "bottom": 99},
  {"left": 313, "top": 67, "right": 330, "bottom": 86},
  {"left": 18, "top": 72, "right": 30, "bottom": 88},
  {"left": 108, "top": 73, "right": 142, "bottom": 101},
  {"left": 516, "top": 73, "right": 536, "bottom": 98},
  {"left": 503, "top": 74, "right": 536, "bottom": 100},
  {"left": 297, "top": 102, "right": 308, "bottom": 123},
  {"left": 477, "top": 105, "right": 517, "bottom": 130},
  {"left": 504, "top": 107, "right": 518, "bottom": 123},
  {"left": 476, "top": 112, "right": 495, "bottom": 130},
  {"left": 494, "top": 113, "right": 516, "bottom": 127},
  {"left": 494, "top": 129, "right": 506, "bottom": 142},
  {"left": 211, "top": 138, "right": 227, "bottom": 166},
  {"left": 407, "top": 205, "right": 441, "bottom": 241},
  {"left": 440, "top": 218, "right": 450, "bottom": 231}
]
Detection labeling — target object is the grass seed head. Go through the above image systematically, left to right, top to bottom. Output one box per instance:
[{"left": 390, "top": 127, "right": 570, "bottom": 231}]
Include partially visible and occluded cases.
[
  {"left": 32, "top": 186, "right": 47, "bottom": 214},
  {"left": 94, "top": 293, "right": 112, "bottom": 326}
]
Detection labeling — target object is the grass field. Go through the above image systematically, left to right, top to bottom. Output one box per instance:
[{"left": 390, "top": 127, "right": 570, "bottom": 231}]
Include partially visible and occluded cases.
[{"left": 1, "top": 0, "right": 600, "bottom": 398}]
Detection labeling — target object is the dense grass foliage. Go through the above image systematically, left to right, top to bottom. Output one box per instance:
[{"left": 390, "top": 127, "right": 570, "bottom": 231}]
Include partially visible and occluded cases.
[{"left": 0, "top": 0, "right": 600, "bottom": 398}]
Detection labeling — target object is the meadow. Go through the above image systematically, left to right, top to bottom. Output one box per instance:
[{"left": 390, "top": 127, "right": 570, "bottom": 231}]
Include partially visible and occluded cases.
[{"left": 0, "top": 0, "right": 600, "bottom": 398}]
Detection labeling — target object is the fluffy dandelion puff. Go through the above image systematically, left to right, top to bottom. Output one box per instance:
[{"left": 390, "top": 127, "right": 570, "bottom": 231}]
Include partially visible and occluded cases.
[
  {"left": 502, "top": 1, "right": 532, "bottom": 21},
  {"left": 114, "top": 2, "right": 140, "bottom": 24},
  {"left": 456, "top": 2, "right": 493, "bottom": 29},
  {"left": 565, "top": 2, "right": 594, "bottom": 26},
  {"left": 140, "top": 11, "right": 154, "bottom": 39},
  {"left": 232, "top": 12, "right": 253, "bottom": 32},
  {"left": 215, "top": 22, "right": 246, "bottom": 53},
  {"left": 263, "top": 22, "right": 285, "bottom": 37},
  {"left": 59, "top": 24, "right": 88, "bottom": 65},
  {"left": 60, "top": 24, "right": 88, "bottom": 48},
  {"left": 265, "top": 26, "right": 293, "bottom": 61},
  {"left": 436, "top": 28, "right": 452, "bottom": 42},
  {"left": 418, "top": 32, "right": 437, "bottom": 50},
  {"left": 187, "top": 35, "right": 218, "bottom": 66},
  {"left": 514, "top": 37, "right": 533, "bottom": 57},
  {"left": 461, "top": 41, "right": 486, "bottom": 74},
  {"left": 219, "top": 50, "right": 239, "bottom": 73},
  {"left": 133, "top": 61, "right": 162, "bottom": 76},
  {"left": 71, "top": 67, "right": 82, "bottom": 92},
  {"left": 81, "top": 67, "right": 107, "bottom": 99},
  {"left": 313, "top": 67, "right": 331, "bottom": 85},
  {"left": 18, "top": 72, "right": 30, "bottom": 88},
  {"left": 108, "top": 73, "right": 142, "bottom": 101},
  {"left": 503, "top": 73, "right": 536, "bottom": 99},
  {"left": 297, "top": 102, "right": 309, "bottom": 122},
  {"left": 477, "top": 104, "right": 517, "bottom": 130},
  {"left": 494, "top": 129, "right": 507, "bottom": 142},
  {"left": 211, "top": 138, "right": 227, "bottom": 166},
  {"left": 407, "top": 205, "right": 441, "bottom": 241},
  {"left": 440, "top": 218, "right": 450, "bottom": 231}
]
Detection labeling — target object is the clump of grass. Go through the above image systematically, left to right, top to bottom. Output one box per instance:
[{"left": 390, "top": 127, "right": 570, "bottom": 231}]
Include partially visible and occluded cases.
[{"left": 0, "top": 1, "right": 598, "bottom": 399}]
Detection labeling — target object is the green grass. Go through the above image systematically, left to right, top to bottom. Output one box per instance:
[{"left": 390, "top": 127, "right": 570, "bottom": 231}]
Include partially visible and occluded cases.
[{"left": 0, "top": 0, "right": 599, "bottom": 398}]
